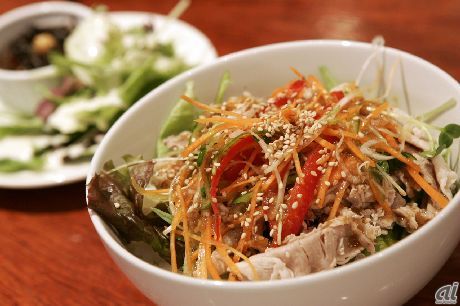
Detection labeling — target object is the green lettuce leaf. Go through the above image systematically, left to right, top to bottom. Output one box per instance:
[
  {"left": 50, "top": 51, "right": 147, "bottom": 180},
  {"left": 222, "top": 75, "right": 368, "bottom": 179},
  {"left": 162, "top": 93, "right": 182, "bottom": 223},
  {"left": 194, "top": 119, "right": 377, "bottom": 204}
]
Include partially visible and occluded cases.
[
  {"left": 215, "top": 71, "right": 231, "bottom": 104},
  {"left": 156, "top": 81, "right": 198, "bottom": 157},
  {"left": 0, "top": 156, "right": 44, "bottom": 173}
]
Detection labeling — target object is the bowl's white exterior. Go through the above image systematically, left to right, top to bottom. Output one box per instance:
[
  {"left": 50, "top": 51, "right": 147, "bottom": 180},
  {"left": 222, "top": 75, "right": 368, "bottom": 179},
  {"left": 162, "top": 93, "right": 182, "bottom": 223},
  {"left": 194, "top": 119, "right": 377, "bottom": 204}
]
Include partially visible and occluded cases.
[
  {"left": 0, "top": 2, "right": 91, "bottom": 113},
  {"left": 87, "top": 40, "right": 460, "bottom": 306}
]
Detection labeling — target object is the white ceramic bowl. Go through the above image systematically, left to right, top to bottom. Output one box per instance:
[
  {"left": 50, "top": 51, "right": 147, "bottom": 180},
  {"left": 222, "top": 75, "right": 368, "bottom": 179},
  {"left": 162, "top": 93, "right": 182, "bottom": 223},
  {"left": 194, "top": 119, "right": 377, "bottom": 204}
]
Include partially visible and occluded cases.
[
  {"left": 0, "top": 1, "right": 91, "bottom": 113},
  {"left": 87, "top": 40, "right": 460, "bottom": 306}
]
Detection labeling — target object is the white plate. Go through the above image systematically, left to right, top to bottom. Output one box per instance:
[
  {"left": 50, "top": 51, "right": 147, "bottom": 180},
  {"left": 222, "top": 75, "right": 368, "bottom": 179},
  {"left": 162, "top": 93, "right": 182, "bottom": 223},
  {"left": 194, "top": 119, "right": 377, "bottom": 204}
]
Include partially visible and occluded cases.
[{"left": 0, "top": 11, "right": 217, "bottom": 189}]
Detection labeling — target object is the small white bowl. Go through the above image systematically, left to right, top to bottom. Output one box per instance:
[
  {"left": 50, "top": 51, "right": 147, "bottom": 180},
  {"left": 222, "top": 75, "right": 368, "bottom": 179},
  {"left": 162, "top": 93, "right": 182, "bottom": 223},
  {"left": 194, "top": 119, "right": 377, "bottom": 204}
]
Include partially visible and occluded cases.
[
  {"left": 0, "top": 1, "right": 91, "bottom": 113},
  {"left": 87, "top": 40, "right": 460, "bottom": 306}
]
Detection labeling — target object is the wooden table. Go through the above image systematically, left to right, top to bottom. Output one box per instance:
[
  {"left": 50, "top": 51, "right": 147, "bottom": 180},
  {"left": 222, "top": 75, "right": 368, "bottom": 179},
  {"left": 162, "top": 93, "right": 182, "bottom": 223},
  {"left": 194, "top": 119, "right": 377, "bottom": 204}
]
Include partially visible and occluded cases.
[{"left": 0, "top": 0, "right": 459, "bottom": 305}]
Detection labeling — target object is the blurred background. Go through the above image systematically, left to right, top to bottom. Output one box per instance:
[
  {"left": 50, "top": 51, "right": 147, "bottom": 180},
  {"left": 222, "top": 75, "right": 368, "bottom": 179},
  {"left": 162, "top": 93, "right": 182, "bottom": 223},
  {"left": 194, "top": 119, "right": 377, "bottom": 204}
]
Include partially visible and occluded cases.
[{"left": 0, "top": 1, "right": 458, "bottom": 305}]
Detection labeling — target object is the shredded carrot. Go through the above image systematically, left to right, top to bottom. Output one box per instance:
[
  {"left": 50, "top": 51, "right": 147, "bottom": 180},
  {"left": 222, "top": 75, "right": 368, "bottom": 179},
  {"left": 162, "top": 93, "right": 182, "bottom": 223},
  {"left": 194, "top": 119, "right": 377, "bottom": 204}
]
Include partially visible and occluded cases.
[
  {"left": 290, "top": 66, "right": 304, "bottom": 79},
  {"left": 306, "top": 75, "right": 325, "bottom": 92},
  {"left": 271, "top": 86, "right": 285, "bottom": 98},
  {"left": 181, "top": 95, "right": 243, "bottom": 118},
  {"left": 362, "top": 102, "right": 388, "bottom": 129},
  {"left": 337, "top": 105, "right": 362, "bottom": 121},
  {"left": 195, "top": 116, "right": 260, "bottom": 127},
  {"left": 180, "top": 123, "right": 233, "bottom": 157},
  {"left": 322, "top": 128, "right": 358, "bottom": 139},
  {"left": 381, "top": 132, "right": 399, "bottom": 149},
  {"left": 314, "top": 136, "right": 336, "bottom": 151},
  {"left": 345, "top": 138, "right": 375, "bottom": 167},
  {"left": 374, "top": 143, "right": 420, "bottom": 171},
  {"left": 242, "top": 150, "right": 259, "bottom": 175},
  {"left": 292, "top": 150, "right": 303, "bottom": 179},
  {"left": 262, "top": 159, "right": 292, "bottom": 191},
  {"left": 317, "top": 165, "right": 333, "bottom": 208},
  {"left": 407, "top": 167, "right": 449, "bottom": 208},
  {"left": 130, "top": 176, "right": 169, "bottom": 196},
  {"left": 221, "top": 177, "right": 258, "bottom": 195},
  {"left": 368, "top": 178, "right": 394, "bottom": 218},
  {"left": 235, "top": 181, "right": 262, "bottom": 260},
  {"left": 247, "top": 181, "right": 262, "bottom": 240},
  {"left": 327, "top": 181, "right": 349, "bottom": 220},
  {"left": 177, "top": 185, "right": 192, "bottom": 275},
  {"left": 169, "top": 208, "right": 183, "bottom": 273},
  {"left": 178, "top": 217, "right": 261, "bottom": 280},
  {"left": 204, "top": 217, "right": 221, "bottom": 280},
  {"left": 170, "top": 229, "right": 178, "bottom": 273},
  {"left": 195, "top": 245, "right": 207, "bottom": 278},
  {"left": 216, "top": 246, "right": 243, "bottom": 279},
  {"left": 191, "top": 249, "right": 200, "bottom": 262}
]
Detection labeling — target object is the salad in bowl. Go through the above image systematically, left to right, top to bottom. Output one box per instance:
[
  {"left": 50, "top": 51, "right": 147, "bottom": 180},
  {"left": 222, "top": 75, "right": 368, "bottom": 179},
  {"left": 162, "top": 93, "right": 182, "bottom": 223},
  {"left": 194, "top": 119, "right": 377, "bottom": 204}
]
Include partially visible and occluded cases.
[
  {"left": 0, "top": 2, "right": 216, "bottom": 187},
  {"left": 86, "top": 40, "right": 460, "bottom": 305}
]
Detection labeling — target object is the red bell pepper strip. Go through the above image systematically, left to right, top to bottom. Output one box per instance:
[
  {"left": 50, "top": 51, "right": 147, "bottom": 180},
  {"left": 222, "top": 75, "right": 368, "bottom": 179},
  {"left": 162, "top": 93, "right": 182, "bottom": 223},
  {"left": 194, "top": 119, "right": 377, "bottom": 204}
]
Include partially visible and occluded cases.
[
  {"left": 273, "top": 79, "right": 306, "bottom": 107},
  {"left": 331, "top": 91, "right": 344, "bottom": 101},
  {"left": 210, "top": 136, "right": 256, "bottom": 239},
  {"left": 270, "top": 145, "right": 323, "bottom": 242}
]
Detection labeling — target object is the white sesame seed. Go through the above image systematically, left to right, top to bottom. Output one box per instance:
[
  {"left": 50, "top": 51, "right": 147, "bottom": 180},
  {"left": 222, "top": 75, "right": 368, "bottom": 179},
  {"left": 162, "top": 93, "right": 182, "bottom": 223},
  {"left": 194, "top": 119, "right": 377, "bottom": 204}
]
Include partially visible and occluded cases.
[
  {"left": 310, "top": 171, "right": 317, "bottom": 176},
  {"left": 341, "top": 171, "right": 346, "bottom": 178},
  {"left": 325, "top": 181, "right": 331, "bottom": 186},
  {"left": 257, "top": 192, "right": 264, "bottom": 196},
  {"left": 297, "top": 194, "right": 303, "bottom": 199},
  {"left": 212, "top": 197, "right": 218, "bottom": 203},
  {"left": 269, "top": 197, "right": 274, "bottom": 203},
  {"left": 292, "top": 201, "right": 298, "bottom": 209},
  {"left": 114, "top": 202, "right": 120, "bottom": 209},
  {"left": 281, "top": 203, "right": 288, "bottom": 209},
  {"left": 263, "top": 206, "right": 270, "bottom": 211},
  {"left": 264, "top": 215, "right": 268, "bottom": 221},
  {"left": 244, "top": 221, "right": 250, "bottom": 227},
  {"left": 269, "top": 229, "right": 275, "bottom": 237},
  {"left": 241, "top": 233, "right": 247, "bottom": 239}
]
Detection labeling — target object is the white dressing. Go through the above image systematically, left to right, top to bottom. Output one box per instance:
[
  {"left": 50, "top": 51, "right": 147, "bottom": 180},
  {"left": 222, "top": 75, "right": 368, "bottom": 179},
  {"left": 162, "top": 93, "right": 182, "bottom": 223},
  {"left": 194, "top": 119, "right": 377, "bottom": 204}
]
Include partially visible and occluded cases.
[
  {"left": 65, "top": 13, "right": 115, "bottom": 65},
  {"left": 47, "top": 90, "right": 122, "bottom": 134},
  {"left": 0, "top": 135, "right": 67, "bottom": 161}
]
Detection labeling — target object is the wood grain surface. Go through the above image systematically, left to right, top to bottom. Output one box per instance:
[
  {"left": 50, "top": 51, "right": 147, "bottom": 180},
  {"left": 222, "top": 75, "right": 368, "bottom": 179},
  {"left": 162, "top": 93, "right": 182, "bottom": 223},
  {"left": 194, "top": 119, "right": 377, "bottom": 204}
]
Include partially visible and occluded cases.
[{"left": 0, "top": 0, "right": 459, "bottom": 305}]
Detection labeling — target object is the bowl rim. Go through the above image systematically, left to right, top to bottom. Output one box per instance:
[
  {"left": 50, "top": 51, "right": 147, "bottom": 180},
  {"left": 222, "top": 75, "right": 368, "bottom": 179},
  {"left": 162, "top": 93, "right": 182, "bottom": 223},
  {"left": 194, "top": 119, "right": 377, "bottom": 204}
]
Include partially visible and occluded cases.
[
  {"left": 0, "top": 1, "right": 92, "bottom": 80},
  {"left": 87, "top": 39, "right": 460, "bottom": 289}
]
